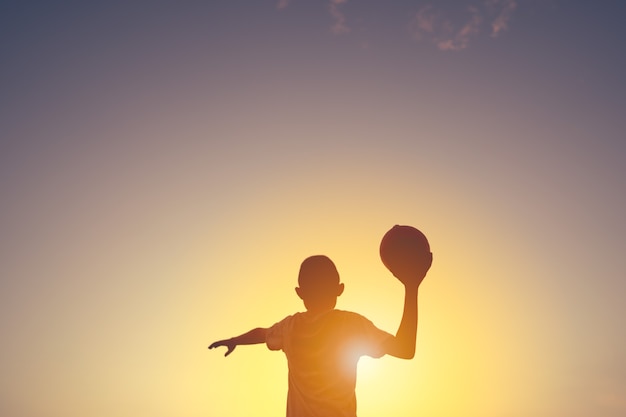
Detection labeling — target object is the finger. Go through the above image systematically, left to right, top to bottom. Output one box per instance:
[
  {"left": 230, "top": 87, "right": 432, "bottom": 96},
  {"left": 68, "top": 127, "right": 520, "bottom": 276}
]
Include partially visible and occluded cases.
[
  {"left": 209, "top": 341, "right": 222, "bottom": 349},
  {"left": 224, "top": 346, "right": 235, "bottom": 357}
]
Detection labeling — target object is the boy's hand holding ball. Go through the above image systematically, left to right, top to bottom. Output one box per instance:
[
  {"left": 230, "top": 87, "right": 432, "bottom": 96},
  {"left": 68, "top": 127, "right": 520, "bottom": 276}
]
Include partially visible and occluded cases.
[{"left": 380, "top": 225, "right": 432, "bottom": 287}]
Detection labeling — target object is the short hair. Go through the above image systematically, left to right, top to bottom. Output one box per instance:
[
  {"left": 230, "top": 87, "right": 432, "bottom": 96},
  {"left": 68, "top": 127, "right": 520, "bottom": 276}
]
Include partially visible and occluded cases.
[{"left": 298, "top": 255, "right": 340, "bottom": 289}]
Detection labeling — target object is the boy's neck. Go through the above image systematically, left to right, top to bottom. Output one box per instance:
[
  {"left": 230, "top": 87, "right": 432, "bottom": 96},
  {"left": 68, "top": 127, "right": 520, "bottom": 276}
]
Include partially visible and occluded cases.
[{"left": 305, "top": 306, "right": 336, "bottom": 316}]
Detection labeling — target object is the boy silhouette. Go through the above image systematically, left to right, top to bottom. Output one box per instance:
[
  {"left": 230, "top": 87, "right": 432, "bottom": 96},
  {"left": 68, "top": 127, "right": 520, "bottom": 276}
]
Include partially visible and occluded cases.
[{"left": 209, "top": 253, "right": 432, "bottom": 417}]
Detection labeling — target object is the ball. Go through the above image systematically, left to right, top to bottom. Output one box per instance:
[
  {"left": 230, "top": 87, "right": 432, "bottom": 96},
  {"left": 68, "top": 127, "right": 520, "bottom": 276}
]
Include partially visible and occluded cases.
[{"left": 380, "top": 225, "right": 431, "bottom": 284}]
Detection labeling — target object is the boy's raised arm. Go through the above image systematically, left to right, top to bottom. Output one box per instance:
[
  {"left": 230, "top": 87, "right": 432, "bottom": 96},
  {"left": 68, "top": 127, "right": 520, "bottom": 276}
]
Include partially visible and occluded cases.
[
  {"left": 384, "top": 253, "right": 432, "bottom": 359},
  {"left": 385, "top": 285, "right": 419, "bottom": 359},
  {"left": 209, "top": 327, "right": 268, "bottom": 357}
]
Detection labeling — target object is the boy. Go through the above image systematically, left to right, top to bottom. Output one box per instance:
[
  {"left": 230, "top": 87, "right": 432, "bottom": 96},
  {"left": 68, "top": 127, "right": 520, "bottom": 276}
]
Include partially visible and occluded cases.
[{"left": 209, "top": 254, "right": 431, "bottom": 417}]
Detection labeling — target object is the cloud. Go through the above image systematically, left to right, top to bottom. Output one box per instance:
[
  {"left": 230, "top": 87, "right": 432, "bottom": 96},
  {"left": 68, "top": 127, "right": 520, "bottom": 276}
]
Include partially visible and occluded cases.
[
  {"left": 275, "top": 0, "right": 518, "bottom": 47},
  {"left": 329, "top": 0, "right": 350, "bottom": 34},
  {"left": 490, "top": 0, "right": 517, "bottom": 37},
  {"left": 408, "top": 1, "right": 518, "bottom": 51},
  {"left": 410, "top": 5, "right": 483, "bottom": 51},
  {"left": 411, "top": 5, "right": 436, "bottom": 38},
  {"left": 442, "top": 6, "right": 483, "bottom": 50}
]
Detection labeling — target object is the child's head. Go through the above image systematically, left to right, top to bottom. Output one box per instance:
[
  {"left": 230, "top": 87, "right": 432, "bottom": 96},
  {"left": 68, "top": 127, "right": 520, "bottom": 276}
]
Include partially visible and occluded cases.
[{"left": 295, "top": 255, "right": 344, "bottom": 312}]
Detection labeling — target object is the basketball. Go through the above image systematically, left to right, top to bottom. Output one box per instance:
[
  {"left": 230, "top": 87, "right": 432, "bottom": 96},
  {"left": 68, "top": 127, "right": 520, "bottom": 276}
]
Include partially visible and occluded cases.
[{"left": 380, "top": 225, "right": 432, "bottom": 284}]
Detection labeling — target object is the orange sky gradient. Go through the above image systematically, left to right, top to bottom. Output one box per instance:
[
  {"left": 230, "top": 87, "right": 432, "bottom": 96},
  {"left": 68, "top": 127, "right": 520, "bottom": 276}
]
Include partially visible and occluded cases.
[{"left": 1, "top": 2, "right": 625, "bottom": 417}]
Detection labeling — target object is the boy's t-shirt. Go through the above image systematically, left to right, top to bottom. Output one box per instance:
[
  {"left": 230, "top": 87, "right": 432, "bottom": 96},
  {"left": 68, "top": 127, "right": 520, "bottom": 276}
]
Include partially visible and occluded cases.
[{"left": 266, "top": 309, "right": 393, "bottom": 417}]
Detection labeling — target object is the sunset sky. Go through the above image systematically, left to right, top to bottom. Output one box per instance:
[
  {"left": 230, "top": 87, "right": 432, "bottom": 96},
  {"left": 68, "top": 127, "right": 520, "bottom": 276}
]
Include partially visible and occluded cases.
[{"left": 1, "top": 1, "right": 625, "bottom": 416}]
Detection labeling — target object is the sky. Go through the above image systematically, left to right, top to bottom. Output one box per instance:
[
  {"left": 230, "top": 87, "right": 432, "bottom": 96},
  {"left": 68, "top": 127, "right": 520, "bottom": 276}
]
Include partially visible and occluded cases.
[{"left": 1, "top": 1, "right": 625, "bottom": 416}]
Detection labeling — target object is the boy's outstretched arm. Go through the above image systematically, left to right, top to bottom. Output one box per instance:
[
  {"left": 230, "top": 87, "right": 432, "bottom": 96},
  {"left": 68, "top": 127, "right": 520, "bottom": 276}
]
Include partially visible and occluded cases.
[
  {"left": 384, "top": 253, "right": 432, "bottom": 360},
  {"left": 209, "top": 327, "right": 267, "bottom": 357}
]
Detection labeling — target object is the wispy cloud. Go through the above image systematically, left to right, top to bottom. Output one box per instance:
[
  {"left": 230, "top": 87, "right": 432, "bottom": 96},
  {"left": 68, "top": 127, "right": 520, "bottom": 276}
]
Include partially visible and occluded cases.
[
  {"left": 275, "top": 0, "right": 518, "bottom": 48},
  {"left": 329, "top": 0, "right": 350, "bottom": 34},
  {"left": 490, "top": 0, "right": 517, "bottom": 37},
  {"left": 408, "top": 1, "right": 518, "bottom": 51},
  {"left": 409, "top": 5, "right": 482, "bottom": 51},
  {"left": 410, "top": 5, "right": 436, "bottom": 40},
  {"left": 439, "top": 6, "right": 483, "bottom": 51}
]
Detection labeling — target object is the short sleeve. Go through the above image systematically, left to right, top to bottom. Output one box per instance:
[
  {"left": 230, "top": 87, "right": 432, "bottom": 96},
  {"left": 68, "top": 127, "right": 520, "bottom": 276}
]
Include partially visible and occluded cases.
[
  {"left": 351, "top": 314, "right": 394, "bottom": 358},
  {"left": 266, "top": 315, "right": 291, "bottom": 351}
]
